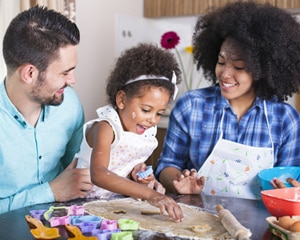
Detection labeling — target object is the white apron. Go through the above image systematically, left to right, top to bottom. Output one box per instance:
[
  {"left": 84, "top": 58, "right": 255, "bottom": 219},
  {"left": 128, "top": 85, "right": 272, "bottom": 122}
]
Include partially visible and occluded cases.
[{"left": 198, "top": 101, "right": 274, "bottom": 199}]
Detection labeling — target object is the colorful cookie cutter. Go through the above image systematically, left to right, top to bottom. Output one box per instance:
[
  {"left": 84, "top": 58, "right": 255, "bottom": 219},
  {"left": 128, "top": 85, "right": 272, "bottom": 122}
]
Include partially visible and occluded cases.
[
  {"left": 137, "top": 165, "right": 153, "bottom": 178},
  {"left": 69, "top": 205, "right": 85, "bottom": 215},
  {"left": 43, "top": 206, "right": 70, "bottom": 221},
  {"left": 30, "top": 209, "right": 47, "bottom": 220},
  {"left": 25, "top": 215, "right": 61, "bottom": 239},
  {"left": 49, "top": 215, "right": 70, "bottom": 227},
  {"left": 70, "top": 215, "right": 101, "bottom": 234},
  {"left": 100, "top": 219, "right": 118, "bottom": 230},
  {"left": 117, "top": 219, "right": 139, "bottom": 231},
  {"left": 65, "top": 224, "right": 98, "bottom": 240},
  {"left": 91, "top": 229, "right": 121, "bottom": 240},
  {"left": 111, "top": 231, "right": 133, "bottom": 240}
]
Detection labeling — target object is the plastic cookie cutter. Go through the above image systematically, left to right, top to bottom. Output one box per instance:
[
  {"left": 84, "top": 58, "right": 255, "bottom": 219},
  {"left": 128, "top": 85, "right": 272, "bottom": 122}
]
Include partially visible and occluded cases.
[
  {"left": 137, "top": 165, "right": 153, "bottom": 178},
  {"left": 69, "top": 205, "right": 85, "bottom": 216},
  {"left": 44, "top": 206, "right": 71, "bottom": 227},
  {"left": 30, "top": 209, "right": 47, "bottom": 220},
  {"left": 25, "top": 215, "right": 61, "bottom": 239},
  {"left": 49, "top": 215, "right": 70, "bottom": 227},
  {"left": 70, "top": 215, "right": 102, "bottom": 234},
  {"left": 100, "top": 219, "right": 118, "bottom": 230},
  {"left": 117, "top": 219, "right": 139, "bottom": 231},
  {"left": 64, "top": 224, "right": 98, "bottom": 240},
  {"left": 91, "top": 229, "right": 121, "bottom": 240},
  {"left": 111, "top": 231, "right": 133, "bottom": 240}
]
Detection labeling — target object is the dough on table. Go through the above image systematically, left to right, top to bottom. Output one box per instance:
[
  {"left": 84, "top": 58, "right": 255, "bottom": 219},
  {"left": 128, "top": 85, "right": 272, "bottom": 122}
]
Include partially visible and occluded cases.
[{"left": 84, "top": 197, "right": 232, "bottom": 239}]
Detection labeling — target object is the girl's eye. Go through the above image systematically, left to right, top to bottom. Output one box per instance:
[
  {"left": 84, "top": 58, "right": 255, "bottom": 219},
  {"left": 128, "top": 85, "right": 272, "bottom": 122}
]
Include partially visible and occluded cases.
[
  {"left": 217, "top": 61, "right": 225, "bottom": 65},
  {"left": 142, "top": 108, "right": 150, "bottom": 113},
  {"left": 157, "top": 112, "right": 163, "bottom": 117}
]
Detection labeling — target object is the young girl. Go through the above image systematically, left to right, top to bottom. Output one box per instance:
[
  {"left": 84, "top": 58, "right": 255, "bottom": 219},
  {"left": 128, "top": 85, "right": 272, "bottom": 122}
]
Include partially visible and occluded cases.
[{"left": 76, "top": 43, "right": 183, "bottom": 221}]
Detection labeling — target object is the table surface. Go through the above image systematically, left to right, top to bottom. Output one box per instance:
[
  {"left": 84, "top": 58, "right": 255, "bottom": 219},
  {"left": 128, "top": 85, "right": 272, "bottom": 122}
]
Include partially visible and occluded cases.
[{"left": 0, "top": 194, "right": 280, "bottom": 240}]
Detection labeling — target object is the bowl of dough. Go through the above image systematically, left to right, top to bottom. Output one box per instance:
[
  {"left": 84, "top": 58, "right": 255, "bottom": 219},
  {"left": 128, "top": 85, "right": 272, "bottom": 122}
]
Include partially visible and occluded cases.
[
  {"left": 258, "top": 166, "right": 300, "bottom": 190},
  {"left": 261, "top": 187, "right": 300, "bottom": 218}
]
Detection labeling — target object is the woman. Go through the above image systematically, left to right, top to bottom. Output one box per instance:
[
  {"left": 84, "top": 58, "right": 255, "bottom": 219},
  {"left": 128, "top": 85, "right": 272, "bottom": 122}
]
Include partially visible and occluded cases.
[{"left": 155, "top": 1, "right": 300, "bottom": 199}]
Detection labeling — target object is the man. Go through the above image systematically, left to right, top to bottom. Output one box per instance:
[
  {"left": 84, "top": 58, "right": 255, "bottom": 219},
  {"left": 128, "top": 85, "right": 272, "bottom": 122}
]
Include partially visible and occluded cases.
[{"left": 0, "top": 6, "right": 92, "bottom": 213}]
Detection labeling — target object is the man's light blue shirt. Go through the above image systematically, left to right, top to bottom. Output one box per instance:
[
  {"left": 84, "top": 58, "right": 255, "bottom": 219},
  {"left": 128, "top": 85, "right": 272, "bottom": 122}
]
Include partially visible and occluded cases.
[
  {"left": 0, "top": 80, "right": 84, "bottom": 213},
  {"left": 155, "top": 86, "right": 300, "bottom": 177}
]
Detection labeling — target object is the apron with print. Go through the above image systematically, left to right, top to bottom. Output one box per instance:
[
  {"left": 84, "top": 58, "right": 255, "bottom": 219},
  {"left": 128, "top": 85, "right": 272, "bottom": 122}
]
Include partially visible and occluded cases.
[{"left": 198, "top": 101, "right": 274, "bottom": 199}]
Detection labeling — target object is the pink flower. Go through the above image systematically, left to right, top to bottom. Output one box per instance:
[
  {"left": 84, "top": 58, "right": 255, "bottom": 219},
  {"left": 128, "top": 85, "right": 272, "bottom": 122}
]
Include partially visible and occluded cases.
[{"left": 160, "top": 31, "right": 180, "bottom": 49}]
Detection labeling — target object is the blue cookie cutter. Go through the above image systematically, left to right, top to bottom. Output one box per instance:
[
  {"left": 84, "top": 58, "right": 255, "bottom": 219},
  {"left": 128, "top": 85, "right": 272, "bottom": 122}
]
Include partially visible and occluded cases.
[
  {"left": 137, "top": 165, "right": 153, "bottom": 178},
  {"left": 30, "top": 209, "right": 47, "bottom": 220},
  {"left": 70, "top": 215, "right": 102, "bottom": 234},
  {"left": 91, "top": 229, "right": 121, "bottom": 240}
]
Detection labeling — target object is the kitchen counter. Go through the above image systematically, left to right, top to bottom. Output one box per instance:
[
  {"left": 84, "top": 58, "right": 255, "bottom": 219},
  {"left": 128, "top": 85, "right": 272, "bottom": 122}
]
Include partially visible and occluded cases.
[{"left": 0, "top": 194, "right": 279, "bottom": 239}]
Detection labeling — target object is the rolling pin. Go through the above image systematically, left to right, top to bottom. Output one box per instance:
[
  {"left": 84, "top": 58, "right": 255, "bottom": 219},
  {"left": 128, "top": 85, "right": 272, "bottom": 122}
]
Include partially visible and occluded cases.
[{"left": 216, "top": 204, "right": 252, "bottom": 240}]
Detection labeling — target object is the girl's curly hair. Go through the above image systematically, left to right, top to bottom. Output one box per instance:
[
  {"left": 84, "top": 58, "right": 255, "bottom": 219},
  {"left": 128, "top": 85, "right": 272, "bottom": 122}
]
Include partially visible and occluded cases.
[
  {"left": 193, "top": 1, "right": 300, "bottom": 101},
  {"left": 106, "top": 43, "right": 182, "bottom": 108}
]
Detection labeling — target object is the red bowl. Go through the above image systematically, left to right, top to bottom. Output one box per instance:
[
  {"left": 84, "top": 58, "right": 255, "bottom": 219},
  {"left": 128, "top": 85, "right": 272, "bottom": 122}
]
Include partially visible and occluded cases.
[{"left": 261, "top": 187, "right": 300, "bottom": 217}]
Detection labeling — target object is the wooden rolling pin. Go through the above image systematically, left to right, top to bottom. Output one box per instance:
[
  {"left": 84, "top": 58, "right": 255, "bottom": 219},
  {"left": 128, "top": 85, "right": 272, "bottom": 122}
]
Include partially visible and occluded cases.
[{"left": 216, "top": 204, "right": 252, "bottom": 240}]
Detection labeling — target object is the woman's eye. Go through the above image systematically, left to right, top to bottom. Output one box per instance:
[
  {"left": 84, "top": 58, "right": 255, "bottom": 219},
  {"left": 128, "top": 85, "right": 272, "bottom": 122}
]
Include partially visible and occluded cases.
[
  {"left": 217, "top": 61, "right": 225, "bottom": 65},
  {"left": 235, "top": 66, "right": 245, "bottom": 70}
]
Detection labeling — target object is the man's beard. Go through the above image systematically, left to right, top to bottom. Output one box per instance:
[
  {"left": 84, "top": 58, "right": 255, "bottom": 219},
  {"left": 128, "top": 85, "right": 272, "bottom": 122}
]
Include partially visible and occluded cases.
[{"left": 31, "top": 74, "right": 65, "bottom": 106}]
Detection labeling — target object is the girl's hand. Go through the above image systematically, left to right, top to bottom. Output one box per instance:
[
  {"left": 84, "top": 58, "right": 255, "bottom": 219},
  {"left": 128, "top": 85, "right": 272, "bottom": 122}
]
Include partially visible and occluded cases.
[
  {"left": 130, "top": 163, "right": 146, "bottom": 182},
  {"left": 146, "top": 178, "right": 166, "bottom": 194},
  {"left": 147, "top": 193, "right": 184, "bottom": 222}
]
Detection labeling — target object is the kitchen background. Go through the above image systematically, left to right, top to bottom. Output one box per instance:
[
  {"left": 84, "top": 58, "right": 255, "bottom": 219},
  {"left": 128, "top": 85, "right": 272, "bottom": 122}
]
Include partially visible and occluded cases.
[{"left": 0, "top": 0, "right": 299, "bottom": 125}]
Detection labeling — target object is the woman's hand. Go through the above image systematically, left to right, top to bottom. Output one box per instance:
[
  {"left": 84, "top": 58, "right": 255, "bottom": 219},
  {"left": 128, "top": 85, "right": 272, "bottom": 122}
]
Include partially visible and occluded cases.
[
  {"left": 173, "top": 169, "right": 205, "bottom": 194},
  {"left": 271, "top": 177, "right": 300, "bottom": 188}
]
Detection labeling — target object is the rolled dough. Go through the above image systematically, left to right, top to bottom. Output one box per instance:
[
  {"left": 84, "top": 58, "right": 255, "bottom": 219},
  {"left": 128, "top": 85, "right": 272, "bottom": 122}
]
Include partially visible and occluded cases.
[{"left": 83, "top": 198, "right": 232, "bottom": 239}]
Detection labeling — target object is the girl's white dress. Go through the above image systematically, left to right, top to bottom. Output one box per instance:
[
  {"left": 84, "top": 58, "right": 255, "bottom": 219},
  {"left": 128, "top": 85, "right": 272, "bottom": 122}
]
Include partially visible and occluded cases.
[{"left": 76, "top": 104, "right": 158, "bottom": 198}]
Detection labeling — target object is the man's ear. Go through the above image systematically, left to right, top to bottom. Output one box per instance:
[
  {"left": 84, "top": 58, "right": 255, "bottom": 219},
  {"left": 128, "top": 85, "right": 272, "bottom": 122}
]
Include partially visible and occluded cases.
[
  {"left": 19, "top": 64, "right": 38, "bottom": 84},
  {"left": 116, "top": 90, "right": 126, "bottom": 109}
]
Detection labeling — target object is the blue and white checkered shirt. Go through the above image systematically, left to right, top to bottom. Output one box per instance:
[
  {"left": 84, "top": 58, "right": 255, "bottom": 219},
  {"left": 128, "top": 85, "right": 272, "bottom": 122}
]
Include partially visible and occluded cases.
[{"left": 155, "top": 86, "right": 300, "bottom": 177}]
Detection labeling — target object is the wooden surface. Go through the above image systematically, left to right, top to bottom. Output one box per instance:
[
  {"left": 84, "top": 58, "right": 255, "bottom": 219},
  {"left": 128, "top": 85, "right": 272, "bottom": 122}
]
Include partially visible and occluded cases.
[
  {"left": 144, "top": 0, "right": 300, "bottom": 18},
  {"left": 0, "top": 194, "right": 280, "bottom": 239}
]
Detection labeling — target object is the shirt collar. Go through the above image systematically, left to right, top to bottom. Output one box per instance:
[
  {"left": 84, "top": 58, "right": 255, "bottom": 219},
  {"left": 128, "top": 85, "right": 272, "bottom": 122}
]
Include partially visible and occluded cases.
[
  {"left": 0, "top": 80, "right": 47, "bottom": 128},
  {"left": 214, "top": 86, "right": 263, "bottom": 112}
]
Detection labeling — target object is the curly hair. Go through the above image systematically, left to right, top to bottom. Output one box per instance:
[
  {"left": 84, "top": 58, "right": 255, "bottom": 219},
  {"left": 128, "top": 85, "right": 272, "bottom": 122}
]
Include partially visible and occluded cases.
[
  {"left": 193, "top": 1, "right": 300, "bottom": 101},
  {"left": 106, "top": 43, "right": 182, "bottom": 108}
]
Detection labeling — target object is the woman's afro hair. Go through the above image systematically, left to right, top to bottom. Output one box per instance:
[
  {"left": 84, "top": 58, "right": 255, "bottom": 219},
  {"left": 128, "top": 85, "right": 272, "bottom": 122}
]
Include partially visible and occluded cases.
[{"left": 193, "top": 1, "right": 300, "bottom": 101}]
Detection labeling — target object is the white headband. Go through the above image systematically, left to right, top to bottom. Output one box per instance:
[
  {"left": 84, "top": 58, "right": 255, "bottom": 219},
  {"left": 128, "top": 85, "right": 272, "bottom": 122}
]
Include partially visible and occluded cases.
[{"left": 124, "top": 71, "right": 178, "bottom": 100}]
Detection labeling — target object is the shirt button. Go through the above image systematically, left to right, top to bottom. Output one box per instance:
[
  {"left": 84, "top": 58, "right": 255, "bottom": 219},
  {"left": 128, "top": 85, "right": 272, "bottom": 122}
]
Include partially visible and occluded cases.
[
  {"left": 14, "top": 115, "right": 18, "bottom": 119},
  {"left": 39, "top": 156, "right": 42, "bottom": 160}
]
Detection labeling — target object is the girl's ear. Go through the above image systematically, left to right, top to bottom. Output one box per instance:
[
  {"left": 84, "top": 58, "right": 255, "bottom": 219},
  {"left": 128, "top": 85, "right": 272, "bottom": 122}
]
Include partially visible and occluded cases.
[{"left": 116, "top": 90, "right": 126, "bottom": 109}]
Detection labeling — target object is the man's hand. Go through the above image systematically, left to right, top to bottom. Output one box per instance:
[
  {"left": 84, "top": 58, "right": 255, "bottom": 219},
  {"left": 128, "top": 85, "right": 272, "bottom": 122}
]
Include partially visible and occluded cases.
[{"left": 49, "top": 159, "right": 92, "bottom": 201}]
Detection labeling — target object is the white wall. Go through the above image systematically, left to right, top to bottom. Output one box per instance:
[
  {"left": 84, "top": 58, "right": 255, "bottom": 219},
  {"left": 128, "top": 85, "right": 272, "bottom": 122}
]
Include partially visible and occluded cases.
[{"left": 75, "top": 0, "right": 143, "bottom": 121}]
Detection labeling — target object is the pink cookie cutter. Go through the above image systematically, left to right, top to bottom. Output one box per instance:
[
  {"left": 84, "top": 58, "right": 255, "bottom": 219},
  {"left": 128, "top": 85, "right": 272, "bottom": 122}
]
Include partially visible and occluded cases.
[
  {"left": 69, "top": 205, "right": 85, "bottom": 215},
  {"left": 100, "top": 219, "right": 118, "bottom": 230}
]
